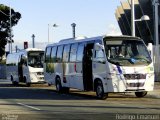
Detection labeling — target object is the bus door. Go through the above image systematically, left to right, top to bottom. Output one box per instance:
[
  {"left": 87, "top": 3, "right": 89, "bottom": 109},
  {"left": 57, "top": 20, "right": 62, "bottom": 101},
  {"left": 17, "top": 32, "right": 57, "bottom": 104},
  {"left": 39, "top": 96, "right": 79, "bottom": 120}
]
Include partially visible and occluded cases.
[
  {"left": 83, "top": 42, "right": 94, "bottom": 91},
  {"left": 92, "top": 43, "right": 107, "bottom": 83}
]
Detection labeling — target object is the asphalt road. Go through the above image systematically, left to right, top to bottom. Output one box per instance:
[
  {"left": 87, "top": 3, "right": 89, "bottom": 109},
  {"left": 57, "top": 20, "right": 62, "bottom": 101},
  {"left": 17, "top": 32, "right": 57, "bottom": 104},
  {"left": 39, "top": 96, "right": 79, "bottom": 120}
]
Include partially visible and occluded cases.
[{"left": 0, "top": 80, "right": 160, "bottom": 120}]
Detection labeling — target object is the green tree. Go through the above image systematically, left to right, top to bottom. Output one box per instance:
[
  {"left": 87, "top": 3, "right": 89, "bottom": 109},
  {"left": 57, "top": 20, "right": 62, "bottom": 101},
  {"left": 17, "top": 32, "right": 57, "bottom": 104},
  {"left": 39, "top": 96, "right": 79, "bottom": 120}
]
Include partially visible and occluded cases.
[{"left": 0, "top": 4, "right": 21, "bottom": 58}]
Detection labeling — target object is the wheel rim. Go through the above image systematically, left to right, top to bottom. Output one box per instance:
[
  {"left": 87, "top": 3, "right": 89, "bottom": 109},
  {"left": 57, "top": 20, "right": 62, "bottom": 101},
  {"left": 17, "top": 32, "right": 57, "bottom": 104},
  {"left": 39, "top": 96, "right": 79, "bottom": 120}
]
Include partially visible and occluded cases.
[
  {"left": 56, "top": 82, "right": 60, "bottom": 91},
  {"left": 97, "top": 85, "right": 103, "bottom": 97}
]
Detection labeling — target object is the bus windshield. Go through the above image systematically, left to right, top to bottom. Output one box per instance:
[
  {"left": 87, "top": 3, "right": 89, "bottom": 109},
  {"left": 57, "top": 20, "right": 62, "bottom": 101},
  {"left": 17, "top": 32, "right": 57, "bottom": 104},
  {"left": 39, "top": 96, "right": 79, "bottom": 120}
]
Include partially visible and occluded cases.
[
  {"left": 103, "top": 38, "right": 152, "bottom": 66},
  {"left": 28, "top": 51, "right": 44, "bottom": 68}
]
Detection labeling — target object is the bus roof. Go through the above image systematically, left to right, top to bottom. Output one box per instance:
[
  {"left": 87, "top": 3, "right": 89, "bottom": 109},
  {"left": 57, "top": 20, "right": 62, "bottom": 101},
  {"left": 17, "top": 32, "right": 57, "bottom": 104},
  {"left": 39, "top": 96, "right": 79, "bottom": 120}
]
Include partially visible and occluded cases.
[
  {"left": 46, "top": 35, "right": 141, "bottom": 47},
  {"left": 7, "top": 48, "right": 44, "bottom": 56},
  {"left": 22, "top": 48, "right": 44, "bottom": 52}
]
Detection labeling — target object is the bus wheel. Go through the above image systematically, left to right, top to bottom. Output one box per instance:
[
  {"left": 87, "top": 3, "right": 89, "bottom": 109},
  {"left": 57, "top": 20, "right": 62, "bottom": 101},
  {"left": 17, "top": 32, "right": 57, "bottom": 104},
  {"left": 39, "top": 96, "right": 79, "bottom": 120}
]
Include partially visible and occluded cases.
[
  {"left": 24, "top": 77, "right": 30, "bottom": 87},
  {"left": 56, "top": 77, "right": 63, "bottom": 93},
  {"left": 96, "top": 81, "right": 108, "bottom": 100},
  {"left": 135, "top": 91, "right": 147, "bottom": 98}
]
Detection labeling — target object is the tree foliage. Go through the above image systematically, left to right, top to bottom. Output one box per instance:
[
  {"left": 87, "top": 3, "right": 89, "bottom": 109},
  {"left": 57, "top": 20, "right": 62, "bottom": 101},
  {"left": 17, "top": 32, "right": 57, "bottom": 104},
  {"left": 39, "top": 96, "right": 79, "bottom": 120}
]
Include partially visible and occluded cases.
[{"left": 0, "top": 4, "right": 21, "bottom": 58}]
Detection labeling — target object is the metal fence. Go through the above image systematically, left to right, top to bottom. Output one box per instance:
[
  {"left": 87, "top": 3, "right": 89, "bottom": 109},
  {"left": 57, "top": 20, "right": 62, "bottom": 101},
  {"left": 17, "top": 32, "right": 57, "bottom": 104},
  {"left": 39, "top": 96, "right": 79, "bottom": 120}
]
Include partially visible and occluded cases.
[{"left": 0, "top": 64, "right": 6, "bottom": 79}]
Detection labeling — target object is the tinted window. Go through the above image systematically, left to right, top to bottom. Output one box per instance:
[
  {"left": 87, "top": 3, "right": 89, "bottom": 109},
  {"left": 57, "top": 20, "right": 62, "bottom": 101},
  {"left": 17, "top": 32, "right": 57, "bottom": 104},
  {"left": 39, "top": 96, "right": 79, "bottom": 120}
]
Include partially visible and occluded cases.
[
  {"left": 77, "top": 43, "right": 84, "bottom": 61},
  {"left": 69, "top": 44, "right": 78, "bottom": 62},
  {"left": 63, "top": 45, "right": 70, "bottom": 62},
  {"left": 51, "top": 46, "right": 57, "bottom": 62},
  {"left": 56, "top": 46, "right": 63, "bottom": 62},
  {"left": 45, "top": 47, "right": 51, "bottom": 62}
]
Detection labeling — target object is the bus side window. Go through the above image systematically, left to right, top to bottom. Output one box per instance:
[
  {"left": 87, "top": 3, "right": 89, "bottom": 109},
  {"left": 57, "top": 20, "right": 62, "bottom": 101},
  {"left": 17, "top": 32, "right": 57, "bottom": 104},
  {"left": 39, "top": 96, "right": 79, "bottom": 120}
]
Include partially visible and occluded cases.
[
  {"left": 76, "top": 43, "right": 84, "bottom": 61},
  {"left": 69, "top": 44, "right": 78, "bottom": 62},
  {"left": 56, "top": 45, "right": 64, "bottom": 62},
  {"left": 63, "top": 45, "right": 70, "bottom": 62},
  {"left": 51, "top": 46, "right": 57, "bottom": 63},
  {"left": 45, "top": 47, "right": 51, "bottom": 63}
]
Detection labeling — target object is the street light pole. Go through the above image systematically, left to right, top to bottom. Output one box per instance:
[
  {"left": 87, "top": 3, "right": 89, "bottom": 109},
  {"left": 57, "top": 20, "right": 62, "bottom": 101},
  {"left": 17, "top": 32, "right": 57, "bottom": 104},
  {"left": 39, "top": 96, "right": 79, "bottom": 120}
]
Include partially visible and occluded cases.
[
  {"left": 131, "top": 0, "right": 135, "bottom": 36},
  {"left": 153, "top": 0, "right": 159, "bottom": 81},
  {"left": 48, "top": 23, "right": 58, "bottom": 43},
  {"left": 52, "top": 24, "right": 58, "bottom": 42}
]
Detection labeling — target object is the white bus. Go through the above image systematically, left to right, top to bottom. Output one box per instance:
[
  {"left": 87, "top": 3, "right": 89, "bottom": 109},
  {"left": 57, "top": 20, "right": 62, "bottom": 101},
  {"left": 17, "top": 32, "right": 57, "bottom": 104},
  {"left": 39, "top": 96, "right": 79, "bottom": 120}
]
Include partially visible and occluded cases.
[
  {"left": 44, "top": 36, "right": 154, "bottom": 99},
  {"left": 6, "top": 48, "right": 45, "bottom": 86}
]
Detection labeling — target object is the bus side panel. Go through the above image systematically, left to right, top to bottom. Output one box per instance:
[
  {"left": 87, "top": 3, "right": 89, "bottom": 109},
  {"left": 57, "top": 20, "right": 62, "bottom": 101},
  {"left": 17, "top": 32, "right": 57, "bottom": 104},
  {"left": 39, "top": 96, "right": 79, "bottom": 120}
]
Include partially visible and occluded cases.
[
  {"left": 6, "top": 53, "right": 20, "bottom": 83},
  {"left": 44, "top": 62, "right": 55, "bottom": 85},
  {"left": 62, "top": 62, "right": 70, "bottom": 87},
  {"left": 67, "top": 62, "right": 76, "bottom": 88},
  {"left": 67, "top": 62, "right": 84, "bottom": 90},
  {"left": 74, "top": 62, "right": 84, "bottom": 90},
  {"left": 44, "top": 63, "right": 50, "bottom": 83},
  {"left": 54, "top": 63, "right": 63, "bottom": 84},
  {"left": 6, "top": 65, "right": 19, "bottom": 82},
  {"left": 22, "top": 65, "right": 30, "bottom": 82}
]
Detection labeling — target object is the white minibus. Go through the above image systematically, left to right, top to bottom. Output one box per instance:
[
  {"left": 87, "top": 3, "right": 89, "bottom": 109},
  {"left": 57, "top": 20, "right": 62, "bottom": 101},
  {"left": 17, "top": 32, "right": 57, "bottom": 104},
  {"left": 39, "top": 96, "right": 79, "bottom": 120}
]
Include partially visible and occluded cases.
[
  {"left": 44, "top": 36, "right": 154, "bottom": 99},
  {"left": 6, "top": 48, "right": 44, "bottom": 86}
]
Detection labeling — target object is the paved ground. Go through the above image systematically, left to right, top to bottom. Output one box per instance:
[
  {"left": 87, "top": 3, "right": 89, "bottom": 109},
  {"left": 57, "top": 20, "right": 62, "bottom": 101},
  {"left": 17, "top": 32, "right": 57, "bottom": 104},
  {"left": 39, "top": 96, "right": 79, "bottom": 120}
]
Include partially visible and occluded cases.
[
  {"left": 0, "top": 79, "right": 160, "bottom": 120},
  {"left": 148, "top": 82, "right": 160, "bottom": 98}
]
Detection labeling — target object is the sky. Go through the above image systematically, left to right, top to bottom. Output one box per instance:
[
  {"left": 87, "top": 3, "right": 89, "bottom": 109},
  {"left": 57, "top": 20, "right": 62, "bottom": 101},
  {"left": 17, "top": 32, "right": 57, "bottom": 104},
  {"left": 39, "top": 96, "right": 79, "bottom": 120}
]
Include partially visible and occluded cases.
[{"left": 0, "top": 0, "right": 121, "bottom": 50}]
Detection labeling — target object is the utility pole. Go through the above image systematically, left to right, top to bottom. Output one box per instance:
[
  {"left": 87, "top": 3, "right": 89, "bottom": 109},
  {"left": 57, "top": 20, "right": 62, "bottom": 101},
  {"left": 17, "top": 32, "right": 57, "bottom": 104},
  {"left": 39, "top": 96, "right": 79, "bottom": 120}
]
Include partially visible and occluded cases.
[
  {"left": 131, "top": 0, "right": 135, "bottom": 36},
  {"left": 153, "top": 0, "right": 159, "bottom": 81}
]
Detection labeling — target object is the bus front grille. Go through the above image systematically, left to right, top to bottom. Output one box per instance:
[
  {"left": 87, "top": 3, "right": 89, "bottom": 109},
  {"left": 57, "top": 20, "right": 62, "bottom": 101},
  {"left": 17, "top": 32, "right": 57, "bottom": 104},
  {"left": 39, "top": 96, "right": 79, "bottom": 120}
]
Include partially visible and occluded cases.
[
  {"left": 37, "top": 72, "right": 44, "bottom": 75},
  {"left": 124, "top": 74, "right": 146, "bottom": 80},
  {"left": 126, "top": 82, "right": 144, "bottom": 87}
]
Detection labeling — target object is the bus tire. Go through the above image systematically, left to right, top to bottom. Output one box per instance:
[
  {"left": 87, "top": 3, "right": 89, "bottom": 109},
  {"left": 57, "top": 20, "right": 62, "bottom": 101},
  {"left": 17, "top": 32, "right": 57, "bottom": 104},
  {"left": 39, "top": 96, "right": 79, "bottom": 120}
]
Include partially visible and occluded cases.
[
  {"left": 24, "top": 77, "right": 30, "bottom": 87},
  {"left": 56, "top": 77, "right": 63, "bottom": 93},
  {"left": 96, "top": 80, "right": 108, "bottom": 100},
  {"left": 135, "top": 91, "right": 147, "bottom": 98}
]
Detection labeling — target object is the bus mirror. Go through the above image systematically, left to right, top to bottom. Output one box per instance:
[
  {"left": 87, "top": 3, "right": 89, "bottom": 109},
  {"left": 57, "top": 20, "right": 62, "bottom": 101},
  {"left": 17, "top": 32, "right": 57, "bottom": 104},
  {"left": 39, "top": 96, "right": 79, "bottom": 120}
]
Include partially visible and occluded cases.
[
  {"left": 95, "top": 43, "right": 104, "bottom": 51},
  {"left": 22, "top": 55, "right": 27, "bottom": 60}
]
